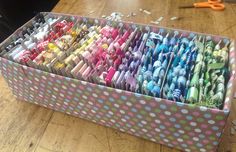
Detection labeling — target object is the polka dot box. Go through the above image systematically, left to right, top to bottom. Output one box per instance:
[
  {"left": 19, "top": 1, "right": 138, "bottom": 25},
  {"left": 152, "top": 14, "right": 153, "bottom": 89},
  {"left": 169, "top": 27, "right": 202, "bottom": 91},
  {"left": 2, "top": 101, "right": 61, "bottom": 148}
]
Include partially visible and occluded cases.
[{"left": 0, "top": 12, "right": 235, "bottom": 152}]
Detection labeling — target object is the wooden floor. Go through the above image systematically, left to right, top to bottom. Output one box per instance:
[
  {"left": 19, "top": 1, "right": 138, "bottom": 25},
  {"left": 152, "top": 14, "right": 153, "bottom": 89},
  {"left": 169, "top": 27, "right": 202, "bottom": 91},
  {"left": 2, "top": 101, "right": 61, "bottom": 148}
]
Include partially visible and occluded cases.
[{"left": 0, "top": 0, "right": 236, "bottom": 151}]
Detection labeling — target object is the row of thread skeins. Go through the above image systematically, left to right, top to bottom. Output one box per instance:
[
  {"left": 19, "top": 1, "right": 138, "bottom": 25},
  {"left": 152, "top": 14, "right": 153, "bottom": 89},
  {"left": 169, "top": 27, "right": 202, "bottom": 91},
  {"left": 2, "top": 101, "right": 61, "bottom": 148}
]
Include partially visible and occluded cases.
[{"left": 137, "top": 31, "right": 230, "bottom": 109}]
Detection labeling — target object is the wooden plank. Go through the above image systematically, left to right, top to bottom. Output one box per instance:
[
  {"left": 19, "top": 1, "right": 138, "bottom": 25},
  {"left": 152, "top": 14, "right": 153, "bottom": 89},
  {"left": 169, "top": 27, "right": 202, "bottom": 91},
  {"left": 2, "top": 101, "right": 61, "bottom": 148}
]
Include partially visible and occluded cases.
[{"left": 35, "top": 112, "right": 162, "bottom": 152}]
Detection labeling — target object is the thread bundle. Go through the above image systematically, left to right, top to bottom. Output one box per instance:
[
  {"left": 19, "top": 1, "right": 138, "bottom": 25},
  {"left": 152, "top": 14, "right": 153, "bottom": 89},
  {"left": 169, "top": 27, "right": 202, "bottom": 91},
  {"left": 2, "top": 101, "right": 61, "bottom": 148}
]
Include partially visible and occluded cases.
[{"left": 0, "top": 13, "right": 230, "bottom": 109}]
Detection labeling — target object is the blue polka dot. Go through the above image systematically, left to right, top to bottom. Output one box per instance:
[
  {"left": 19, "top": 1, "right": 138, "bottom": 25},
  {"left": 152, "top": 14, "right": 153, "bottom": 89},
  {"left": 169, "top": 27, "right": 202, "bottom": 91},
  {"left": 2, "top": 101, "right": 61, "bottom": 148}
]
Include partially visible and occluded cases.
[
  {"left": 65, "top": 77, "right": 71, "bottom": 81},
  {"left": 56, "top": 80, "right": 61, "bottom": 84},
  {"left": 48, "top": 82, "right": 53, "bottom": 86},
  {"left": 98, "top": 85, "right": 105, "bottom": 89},
  {"left": 86, "top": 87, "right": 92, "bottom": 92},
  {"left": 76, "top": 89, "right": 82, "bottom": 93},
  {"left": 47, "top": 90, "right": 51, "bottom": 93},
  {"left": 68, "top": 91, "right": 73, "bottom": 95},
  {"left": 134, "top": 93, "right": 142, "bottom": 98},
  {"left": 121, "top": 96, "right": 127, "bottom": 100},
  {"left": 73, "top": 97, "right": 79, "bottom": 101},
  {"left": 109, "top": 97, "right": 115, "bottom": 102},
  {"left": 64, "top": 99, "right": 70, "bottom": 102},
  {"left": 98, "top": 99, "right": 104, "bottom": 104},
  {"left": 176, "top": 102, "right": 184, "bottom": 107},
  {"left": 160, "top": 104, "right": 167, "bottom": 110},
  {"left": 104, "top": 105, "right": 109, "bottom": 110},
  {"left": 77, "top": 106, "right": 82, "bottom": 109},
  {"left": 145, "top": 106, "right": 151, "bottom": 111},
  {"left": 93, "top": 107, "right": 98, "bottom": 111},
  {"left": 131, "top": 108, "right": 137, "bottom": 113},
  {"left": 204, "top": 113, "right": 211, "bottom": 118},
  {"left": 106, "top": 114, "right": 111, "bottom": 118},
  {"left": 137, "top": 114, "right": 143, "bottom": 119},
  {"left": 96, "top": 115, "right": 101, "bottom": 119},
  {"left": 125, "top": 115, "right": 130, "bottom": 120},
  {"left": 186, "top": 115, "right": 193, "bottom": 120},
  {"left": 169, "top": 118, "right": 176, "bottom": 122},
  {"left": 138, "top": 123, "right": 143, "bottom": 127},
  {"left": 115, "top": 124, "right": 120, "bottom": 127},
  {"left": 126, "top": 124, "right": 131, "bottom": 128},
  {"left": 174, "top": 124, "right": 181, "bottom": 128},
  {"left": 160, "top": 125, "right": 165, "bottom": 129},
  {"left": 212, "top": 126, "right": 219, "bottom": 131},
  {"left": 216, "top": 132, "right": 221, "bottom": 137},
  {"left": 160, "top": 133, "right": 165, "bottom": 138},
  {"left": 174, "top": 133, "right": 180, "bottom": 137},
  {"left": 199, "top": 134, "right": 205, "bottom": 138},
  {"left": 213, "top": 141, "right": 218, "bottom": 145},
  {"left": 197, "top": 143, "right": 203, "bottom": 147},
  {"left": 181, "top": 144, "right": 187, "bottom": 148}
]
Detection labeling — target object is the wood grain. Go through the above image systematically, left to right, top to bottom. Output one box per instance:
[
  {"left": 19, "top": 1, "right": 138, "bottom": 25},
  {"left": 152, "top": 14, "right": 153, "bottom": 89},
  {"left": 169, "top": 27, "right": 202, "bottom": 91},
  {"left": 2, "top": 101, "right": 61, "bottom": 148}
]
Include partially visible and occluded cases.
[{"left": 0, "top": 0, "right": 236, "bottom": 151}]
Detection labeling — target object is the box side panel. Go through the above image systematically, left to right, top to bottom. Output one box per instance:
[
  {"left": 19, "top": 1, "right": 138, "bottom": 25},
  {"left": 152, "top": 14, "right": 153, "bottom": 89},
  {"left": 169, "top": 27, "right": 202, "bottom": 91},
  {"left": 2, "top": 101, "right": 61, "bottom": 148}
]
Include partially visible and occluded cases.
[{"left": 0, "top": 57, "right": 228, "bottom": 152}]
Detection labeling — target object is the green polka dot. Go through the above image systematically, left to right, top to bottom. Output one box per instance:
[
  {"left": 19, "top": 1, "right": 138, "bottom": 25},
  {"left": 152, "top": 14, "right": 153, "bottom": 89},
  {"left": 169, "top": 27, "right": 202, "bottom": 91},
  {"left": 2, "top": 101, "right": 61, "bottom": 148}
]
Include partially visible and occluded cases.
[
  {"left": 84, "top": 91, "right": 90, "bottom": 96},
  {"left": 144, "top": 96, "right": 152, "bottom": 101},
  {"left": 130, "top": 98, "right": 136, "bottom": 102},
  {"left": 117, "top": 100, "right": 123, "bottom": 104},
  {"left": 188, "top": 104, "right": 196, "bottom": 109},
  {"left": 170, "top": 106, "right": 177, "bottom": 112},
  {"left": 111, "top": 108, "right": 116, "bottom": 111},
  {"left": 154, "top": 108, "right": 161, "bottom": 113},
  {"left": 101, "top": 109, "right": 106, "bottom": 113},
  {"left": 140, "top": 110, "right": 147, "bottom": 115},
  {"left": 216, "top": 115, "right": 224, "bottom": 120},
  {"left": 146, "top": 117, "right": 152, "bottom": 122},
  {"left": 133, "top": 118, "right": 138, "bottom": 122},
  {"left": 197, "top": 118, "right": 204, "bottom": 122},
  {"left": 180, "top": 120, "right": 187, "bottom": 124},
  {"left": 134, "top": 126, "right": 139, "bottom": 130},
  {"left": 146, "top": 126, "right": 151, "bottom": 130},
  {"left": 184, "top": 126, "right": 191, "bottom": 131},
  {"left": 169, "top": 128, "right": 176, "bottom": 132},
  {"left": 183, "top": 135, "right": 189, "bottom": 139},
  {"left": 168, "top": 136, "right": 174, "bottom": 140},
  {"left": 209, "top": 136, "right": 216, "bottom": 140},
  {"left": 206, "top": 145, "right": 213, "bottom": 149}
]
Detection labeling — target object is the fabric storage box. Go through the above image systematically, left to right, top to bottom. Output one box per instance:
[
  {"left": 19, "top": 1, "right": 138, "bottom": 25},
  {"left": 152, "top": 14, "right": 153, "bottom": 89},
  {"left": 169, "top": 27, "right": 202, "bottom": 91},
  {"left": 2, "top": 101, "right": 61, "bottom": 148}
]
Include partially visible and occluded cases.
[{"left": 0, "top": 12, "right": 235, "bottom": 152}]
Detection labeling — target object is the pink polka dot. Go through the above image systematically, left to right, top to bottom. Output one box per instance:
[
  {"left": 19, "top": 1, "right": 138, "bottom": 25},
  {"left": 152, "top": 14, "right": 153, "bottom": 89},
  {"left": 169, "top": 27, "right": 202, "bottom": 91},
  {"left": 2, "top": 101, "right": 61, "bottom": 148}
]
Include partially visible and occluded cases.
[
  {"left": 78, "top": 85, "right": 84, "bottom": 90},
  {"left": 112, "top": 93, "right": 119, "bottom": 99},
  {"left": 101, "top": 95, "right": 107, "bottom": 100},
  {"left": 150, "top": 101, "right": 157, "bottom": 107},
  {"left": 95, "top": 103, "right": 101, "bottom": 108},
  {"left": 135, "top": 104, "right": 142, "bottom": 109},
  {"left": 122, "top": 105, "right": 129, "bottom": 110},
  {"left": 212, "top": 109, "right": 219, "bottom": 114},
  {"left": 193, "top": 111, "right": 200, "bottom": 116},
  {"left": 128, "top": 112, "right": 134, "bottom": 117},
  {"left": 117, "top": 113, "right": 122, "bottom": 117},
  {"left": 175, "top": 113, "right": 182, "bottom": 118},
  {"left": 160, "top": 115, "right": 166, "bottom": 119},
  {"left": 130, "top": 121, "right": 135, "bottom": 125},
  {"left": 219, "top": 121, "right": 225, "bottom": 126},
  {"left": 164, "top": 122, "right": 171, "bottom": 127},
  {"left": 151, "top": 123, "right": 157, "bottom": 127},
  {"left": 201, "top": 124, "right": 208, "bottom": 129},
  {"left": 164, "top": 130, "right": 170, "bottom": 134},
  {"left": 206, "top": 130, "right": 212, "bottom": 135},
  {"left": 151, "top": 131, "right": 156, "bottom": 135},
  {"left": 189, "top": 132, "right": 195, "bottom": 136},
  {"left": 203, "top": 139, "right": 209, "bottom": 144},
  {"left": 172, "top": 141, "right": 178, "bottom": 145},
  {"left": 187, "top": 141, "right": 193, "bottom": 145}
]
